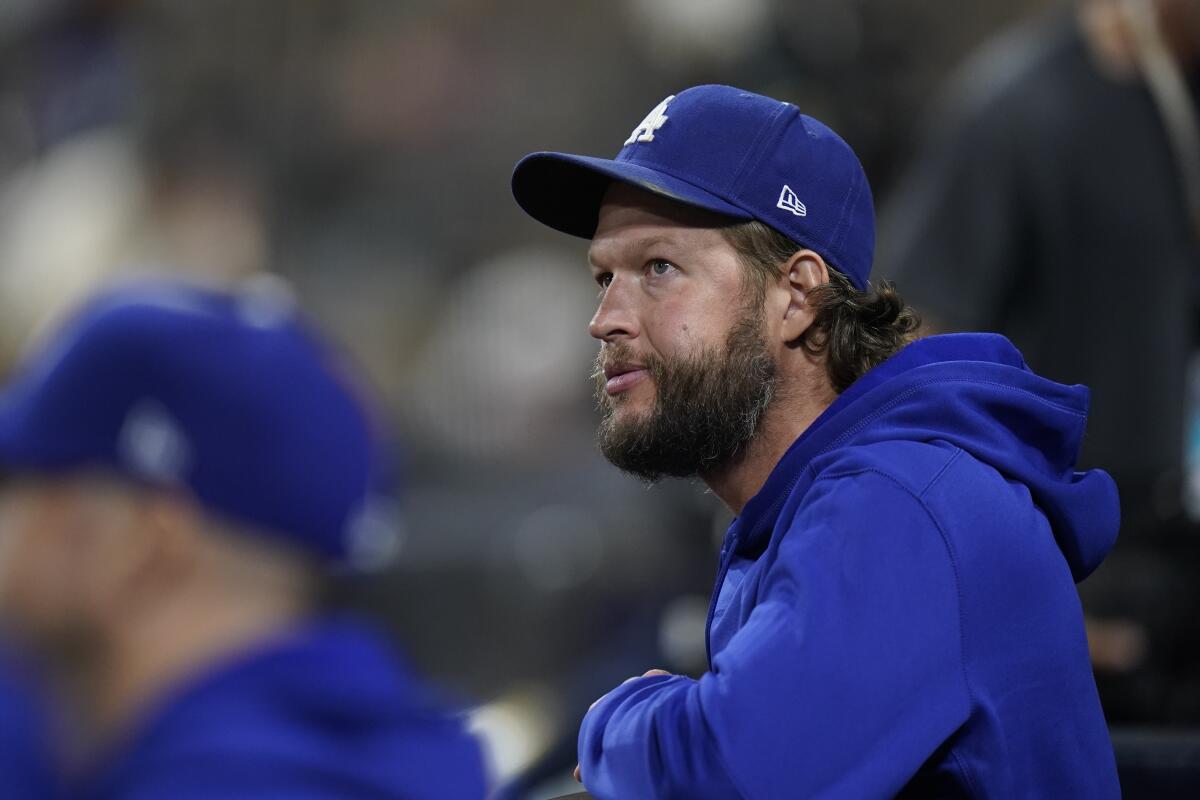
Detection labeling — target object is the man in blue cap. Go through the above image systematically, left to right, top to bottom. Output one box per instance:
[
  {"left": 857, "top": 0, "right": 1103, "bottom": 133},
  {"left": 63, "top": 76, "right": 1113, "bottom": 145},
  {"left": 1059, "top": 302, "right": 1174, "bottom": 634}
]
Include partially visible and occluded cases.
[
  {"left": 512, "top": 85, "right": 1121, "bottom": 798},
  {"left": 0, "top": 279, "right": 487, "bottom": 799}
]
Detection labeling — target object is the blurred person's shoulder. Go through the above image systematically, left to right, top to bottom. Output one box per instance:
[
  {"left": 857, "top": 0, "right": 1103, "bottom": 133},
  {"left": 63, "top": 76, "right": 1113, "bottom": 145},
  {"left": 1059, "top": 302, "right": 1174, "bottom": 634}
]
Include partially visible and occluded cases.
[
  {"left": 932, "top": 9, "right": 1087, "bottom": 142},
  {"left": 84, "top": 618, "right": 486, "bottom": 800}
]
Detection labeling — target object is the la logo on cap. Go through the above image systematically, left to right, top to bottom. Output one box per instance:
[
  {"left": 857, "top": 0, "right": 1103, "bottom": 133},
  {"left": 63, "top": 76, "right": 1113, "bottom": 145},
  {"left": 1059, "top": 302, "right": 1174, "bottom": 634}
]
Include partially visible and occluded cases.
[
  {"left": 625, "top": 95, "right": 674, "bottom": 146},
  {"left": 118, "top": 398, "right": 192, "bottom": 483}
]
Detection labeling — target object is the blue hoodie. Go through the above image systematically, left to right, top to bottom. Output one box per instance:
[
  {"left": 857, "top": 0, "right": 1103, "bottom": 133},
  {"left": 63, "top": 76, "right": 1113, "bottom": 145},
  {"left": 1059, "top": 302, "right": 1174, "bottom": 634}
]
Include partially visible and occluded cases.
[
  {"left": 578, "top": 334, "right": 1120, "bottom": 799},
  {"left": 73, "top": 618, "right": 487, "bottom": 800},
  {"left": 0, "top": 645, "right": 58, "bottom": 800}
]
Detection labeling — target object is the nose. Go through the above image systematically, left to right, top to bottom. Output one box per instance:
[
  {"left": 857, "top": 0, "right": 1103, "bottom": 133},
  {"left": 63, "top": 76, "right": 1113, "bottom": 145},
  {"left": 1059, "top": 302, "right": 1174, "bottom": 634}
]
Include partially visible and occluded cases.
[{"left": 588, "top": 277, "right": 639, "bottom": 343}]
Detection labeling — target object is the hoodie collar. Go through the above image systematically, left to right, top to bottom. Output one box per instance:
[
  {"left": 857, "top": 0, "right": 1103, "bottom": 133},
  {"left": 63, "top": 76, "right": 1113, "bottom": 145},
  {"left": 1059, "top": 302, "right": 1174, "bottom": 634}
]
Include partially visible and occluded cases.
[
  {"left": 728, "top": 331, "right": 1124, "bottom": 579},
  {"left": 735, "top": 335, "right": 1026, "bottom": 542}
]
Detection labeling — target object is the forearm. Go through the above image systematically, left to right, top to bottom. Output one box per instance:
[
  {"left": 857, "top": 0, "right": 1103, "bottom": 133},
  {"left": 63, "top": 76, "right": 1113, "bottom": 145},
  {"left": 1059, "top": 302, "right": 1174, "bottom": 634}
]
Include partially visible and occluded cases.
[{"left": 578, "top": 674, "right": 742, "bottom": 800}]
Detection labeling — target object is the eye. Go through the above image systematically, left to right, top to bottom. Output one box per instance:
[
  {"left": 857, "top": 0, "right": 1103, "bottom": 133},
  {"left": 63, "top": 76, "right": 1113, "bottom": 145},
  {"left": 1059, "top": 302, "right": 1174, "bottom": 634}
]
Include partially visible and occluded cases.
[
  {"left": 647, "top": 259, "right": 676, "bottom": 278},
  {"left": 595, "top": 272, "right": 613, "bottom": 289}
]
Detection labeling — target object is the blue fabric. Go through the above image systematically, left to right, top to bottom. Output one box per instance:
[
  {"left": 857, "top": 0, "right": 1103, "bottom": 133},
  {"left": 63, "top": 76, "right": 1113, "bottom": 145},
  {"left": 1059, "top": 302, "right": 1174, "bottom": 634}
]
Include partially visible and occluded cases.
[
  {"left": 512, "top": 84, "right": 876, "bottom": 289},
  {"left": 0, "top": 280, "right": 391, "bottom": 563},
  {"left": 578, "top": 333, "right": 1120, "bottom": 799},
  {"left": 71, "top": 618, "right": 486, "bottom": 800},
  {"left": 0, "top": 645, "right": 58, "bottom": 800}
]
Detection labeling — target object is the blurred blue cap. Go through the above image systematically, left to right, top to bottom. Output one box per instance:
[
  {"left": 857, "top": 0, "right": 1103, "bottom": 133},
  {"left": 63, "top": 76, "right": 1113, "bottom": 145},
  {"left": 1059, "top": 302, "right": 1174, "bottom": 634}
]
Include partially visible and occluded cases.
[
  {"left": 512, "top": 84, "right": 875, "bottom": 289},
  {"left": 0, "top": 278, "right": 396, "bottom": 566}
]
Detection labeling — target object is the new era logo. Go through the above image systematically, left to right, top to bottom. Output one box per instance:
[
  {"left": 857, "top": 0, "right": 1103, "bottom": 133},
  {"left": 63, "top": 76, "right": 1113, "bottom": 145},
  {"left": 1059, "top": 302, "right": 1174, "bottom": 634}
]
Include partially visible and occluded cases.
[{"left": 777, "top": 185, "right": 807, "bottom": 217}]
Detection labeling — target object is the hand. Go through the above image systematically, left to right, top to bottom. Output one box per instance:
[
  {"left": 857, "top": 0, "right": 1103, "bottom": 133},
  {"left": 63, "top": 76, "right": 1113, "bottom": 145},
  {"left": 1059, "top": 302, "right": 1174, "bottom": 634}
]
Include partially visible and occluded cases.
[{"left": 575, "top": 669, "right": 674, "bottom": 783}]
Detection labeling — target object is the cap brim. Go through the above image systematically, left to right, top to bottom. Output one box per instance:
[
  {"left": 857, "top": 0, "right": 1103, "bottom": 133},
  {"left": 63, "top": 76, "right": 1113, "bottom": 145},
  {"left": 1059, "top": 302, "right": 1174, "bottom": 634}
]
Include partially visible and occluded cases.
[
  {"left": 512, "top": 152, "right": 752, "bottom": 239},
  {"left": 0, "top": 383, "right": 66, "bottom": 473},
  {"left": 0, "top": 389, "right": 35, "bottom": 472},
  {"left": 0, "top": 405, "right": 36, "bottom": 474}
]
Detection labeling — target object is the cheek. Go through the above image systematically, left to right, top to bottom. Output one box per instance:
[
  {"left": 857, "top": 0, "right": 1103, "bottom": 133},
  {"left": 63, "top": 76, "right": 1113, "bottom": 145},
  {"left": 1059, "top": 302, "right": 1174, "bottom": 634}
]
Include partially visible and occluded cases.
[
  {"left": 643, "top": 289, "right": 740, "bottom": 358},
  {"left": 643, "top": 293, "right": 697, "bottom": 354},
  {"left": 0, "top": 505, "right": 91, "bottom": 638}
]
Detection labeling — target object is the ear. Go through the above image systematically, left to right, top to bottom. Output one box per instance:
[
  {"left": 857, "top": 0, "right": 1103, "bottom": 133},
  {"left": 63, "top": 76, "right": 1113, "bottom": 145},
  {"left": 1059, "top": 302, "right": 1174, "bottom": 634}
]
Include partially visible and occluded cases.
[{"left": 779, "top": 249, "right": 830, "bottom": 344}]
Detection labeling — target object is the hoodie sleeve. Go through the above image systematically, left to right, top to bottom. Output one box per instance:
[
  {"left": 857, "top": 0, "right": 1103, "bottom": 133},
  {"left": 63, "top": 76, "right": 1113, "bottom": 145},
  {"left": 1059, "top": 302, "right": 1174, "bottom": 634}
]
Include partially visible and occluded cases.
[{"left": 578, "top": 469, "right": 974, "bottom": 799}]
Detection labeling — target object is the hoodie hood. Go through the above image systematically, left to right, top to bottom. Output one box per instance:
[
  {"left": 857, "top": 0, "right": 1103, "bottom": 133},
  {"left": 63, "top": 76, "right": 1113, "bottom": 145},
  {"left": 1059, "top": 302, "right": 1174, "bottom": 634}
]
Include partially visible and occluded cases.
[{"left": 738, "top": 333, "right": 1118, "bottom": 582}]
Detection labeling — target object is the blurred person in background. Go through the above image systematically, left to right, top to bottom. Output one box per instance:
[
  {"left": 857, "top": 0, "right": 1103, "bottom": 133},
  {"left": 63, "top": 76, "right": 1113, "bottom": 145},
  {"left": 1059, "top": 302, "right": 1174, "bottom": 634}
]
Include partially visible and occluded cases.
[
  {"left": 880, "top": 0, "right": 1200, "bottom": 724},
  {"left": 513, "top": 84, "right": 1119, "bottom": 799},
  {"left": 0, "top": 279, "right": 486, "bottom": 799},
  {"left": 0, "top": 641, "right": 58, "bottom": 799}
]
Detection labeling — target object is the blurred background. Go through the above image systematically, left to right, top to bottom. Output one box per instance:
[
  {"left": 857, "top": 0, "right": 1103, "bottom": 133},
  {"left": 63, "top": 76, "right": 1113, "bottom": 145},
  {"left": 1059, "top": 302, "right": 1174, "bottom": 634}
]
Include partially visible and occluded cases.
[{"left": 0, "top": 0, "right": 1195, "bottom": 797}]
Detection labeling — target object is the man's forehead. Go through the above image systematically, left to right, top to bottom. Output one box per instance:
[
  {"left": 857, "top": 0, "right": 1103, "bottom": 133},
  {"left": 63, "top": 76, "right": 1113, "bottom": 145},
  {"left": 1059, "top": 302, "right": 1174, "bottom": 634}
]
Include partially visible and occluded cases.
[
  {"left": 596, "top": 182, "right": 736, "bottom": 229},
  {"left": 589, "top": 183, "right": 733, "bottom": 264},
  {"left": 588, "top": 232, "right": 693, "bottom": 267},
  {"left": 0, "top": 469, "right": 35, "bottom": 493},
  {"left": 0, "top": 470, "right": 130, "bottom": 502},
  {"left": 0, "top": 472, "right": 57, "bottom": 503}
]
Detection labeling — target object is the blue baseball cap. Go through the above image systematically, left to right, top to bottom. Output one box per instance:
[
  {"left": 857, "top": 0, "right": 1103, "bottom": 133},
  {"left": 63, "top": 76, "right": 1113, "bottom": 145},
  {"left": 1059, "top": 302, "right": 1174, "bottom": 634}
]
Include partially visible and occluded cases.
[
  {"left": 512, "top": 84, "right": 875, "bottom": 289},
  {"left": 0, "top": 278, "right": 397, "bottom": 566}
]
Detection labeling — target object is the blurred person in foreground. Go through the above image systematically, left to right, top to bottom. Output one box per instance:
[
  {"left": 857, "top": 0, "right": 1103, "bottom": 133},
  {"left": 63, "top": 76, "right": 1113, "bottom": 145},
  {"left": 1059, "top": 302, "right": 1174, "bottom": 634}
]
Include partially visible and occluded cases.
[
  {"left": 880, "top": 0, "right": 1200, "bottom": 722},
  {"left": 512, "top": 85, "right": 1120, "bottom": 798},
  {"left": 0, "top": 279, "right": 486, "bottom": 799}
]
